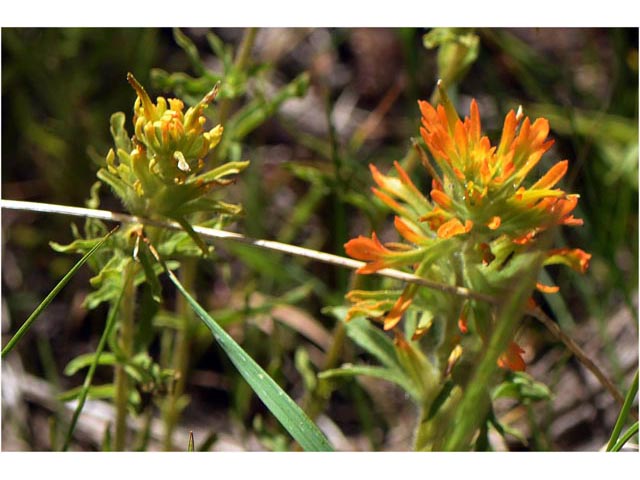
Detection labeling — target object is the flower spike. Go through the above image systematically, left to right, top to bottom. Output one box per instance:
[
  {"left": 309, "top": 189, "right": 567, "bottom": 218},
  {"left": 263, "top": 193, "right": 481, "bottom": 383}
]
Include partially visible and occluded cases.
[{"left": 344, "top": 86, "right": 590, "bottom": 375}]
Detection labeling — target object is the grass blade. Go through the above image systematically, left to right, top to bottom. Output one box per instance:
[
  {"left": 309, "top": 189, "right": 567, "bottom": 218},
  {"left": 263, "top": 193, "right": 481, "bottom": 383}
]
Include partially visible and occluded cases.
[
  {"left": 1, "top": 227, "right": 117, "bottom": 358},
  {"left": 146, "top": 241, "right": 333, "bottom": 452},
  {"left": 61, "top": 277, "right": 127, "bottom": 451},
  {"left": 607, "top": 369, "right": 639, "bottom": 451},
  {"left": 609, "top": 422, "right": 639, "bottom": 452}
]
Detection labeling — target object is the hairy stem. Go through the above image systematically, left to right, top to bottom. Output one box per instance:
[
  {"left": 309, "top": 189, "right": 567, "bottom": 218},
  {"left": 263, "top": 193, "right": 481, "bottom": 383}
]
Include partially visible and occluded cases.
[
  {"left": 443, "top": 253, "right": 543, "bottom": 451},
  {"left": 113, "top": 261, "right": 136, "bottom": 451}
]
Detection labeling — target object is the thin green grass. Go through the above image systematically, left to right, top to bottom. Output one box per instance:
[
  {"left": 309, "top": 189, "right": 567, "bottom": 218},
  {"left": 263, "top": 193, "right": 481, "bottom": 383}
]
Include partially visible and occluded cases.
[
  {"left": 2, "top": 227, "right": 117, "bottom": 358},
  {"left": 146, "top": 239, "right": 334, "bottom": 452},
  {"left": 61, "top": 277, "right": 127, "bottom": 451},
  {"left": 607, "top": 370, "right": 639, "bottom": 451}
]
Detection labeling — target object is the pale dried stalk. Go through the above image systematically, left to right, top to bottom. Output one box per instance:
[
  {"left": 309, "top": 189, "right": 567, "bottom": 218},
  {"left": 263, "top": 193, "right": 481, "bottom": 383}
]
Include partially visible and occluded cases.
[
  {"left": 1, "top": 198, "right": 626, "bottom": 407},
  {"left": 0, "top": 199, "right": 494, "bottom": 303}
]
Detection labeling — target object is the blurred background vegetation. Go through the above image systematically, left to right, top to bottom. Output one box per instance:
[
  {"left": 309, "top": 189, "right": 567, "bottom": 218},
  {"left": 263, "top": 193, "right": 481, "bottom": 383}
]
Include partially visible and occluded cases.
[{"left": 1, "top": 27, "right": 638, "bottom": 451}]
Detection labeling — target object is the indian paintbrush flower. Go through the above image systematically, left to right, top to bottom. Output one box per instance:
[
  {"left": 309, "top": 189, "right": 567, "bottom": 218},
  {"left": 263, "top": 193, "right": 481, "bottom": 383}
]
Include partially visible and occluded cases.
[
  {"left": 97, "top": 73, "right": 248, "bottom": 254},
  {"left": 344, "top": 82, "right": 591, "bottom": 372}
]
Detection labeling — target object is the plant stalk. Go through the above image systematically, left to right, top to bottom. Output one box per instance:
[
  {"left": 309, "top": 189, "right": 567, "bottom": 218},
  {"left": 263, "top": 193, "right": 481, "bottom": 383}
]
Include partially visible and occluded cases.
[
  {"left": 217, "top": 27, "right": 258, "bottom": 127},
  {"left": 113, "top": 261, "right": 136, "bottom": 451}
]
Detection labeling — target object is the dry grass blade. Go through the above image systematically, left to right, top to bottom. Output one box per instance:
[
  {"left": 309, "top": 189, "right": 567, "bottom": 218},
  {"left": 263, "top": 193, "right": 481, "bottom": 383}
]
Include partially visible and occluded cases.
[
  {"left": 0, "top": 199, "right": 495, "bottom": 303},
  {"left": 2, "top": 199, "right": 626, "bottom": 418}
]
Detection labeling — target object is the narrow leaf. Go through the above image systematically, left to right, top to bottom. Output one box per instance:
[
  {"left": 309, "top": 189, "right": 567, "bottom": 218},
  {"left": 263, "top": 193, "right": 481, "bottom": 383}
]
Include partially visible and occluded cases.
[
  {"left": 2, "top": 227, "right": 117, "bottom": 358},
  {"left": 153, "top": 243, "right": 333, "bottom": 452},
  {"left": 61, "top": 278, "right": 128, "bottom": 451},
  {"left": 326, "top": 308, "right": 401, "bottom": 371},
  {"left": 64, "top": 352, "right": 117, "bottom": 376},
  {"left": 320, "top": 364, "right": 419, "bottom": 400},
  {"left": 607, "top": 370, "right": 639, "bottom": 451},
  {"left": 58, "top": 384, "right": 116, "bottom": 402},
  {"left": 610, "top": 422, "right": 639, "bottom": 452}
]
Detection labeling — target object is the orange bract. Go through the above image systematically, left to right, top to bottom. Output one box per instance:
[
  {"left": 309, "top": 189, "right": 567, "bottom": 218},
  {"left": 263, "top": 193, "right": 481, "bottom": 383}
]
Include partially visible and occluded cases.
[
  {"left": 343, "top": 90, "right": 590, "bottom": 370},
  {"left": 344, "top": 233, "right": 394, "bottom": 274},
  {"left": 498, "top": 342, "right": 527, "bottom": 372}
]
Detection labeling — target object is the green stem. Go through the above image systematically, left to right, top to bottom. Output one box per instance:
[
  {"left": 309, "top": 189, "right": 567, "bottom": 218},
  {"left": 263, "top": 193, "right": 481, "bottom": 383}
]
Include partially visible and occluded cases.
[
  {"left": 218, "top": 27, "right": 258, "bottom": 126},
  {"left": 443, "top": 252, "right": 543, "bottom": 451},
  {"left": 163, "top": 259, "right": 197, "bottom": 450},
  {"left": 113, "top": 261, "right": 137, "bottom": 451},
  {"left": 302, "top": 321, "right": 347, "bottom": 422}
]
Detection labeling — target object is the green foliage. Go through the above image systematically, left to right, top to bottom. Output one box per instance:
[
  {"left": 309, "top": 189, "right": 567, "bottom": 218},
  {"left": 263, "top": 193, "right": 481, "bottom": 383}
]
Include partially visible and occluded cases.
[
  {"left": 2, "top": 27, "right": 637, "bottom": 453},
  {"left": 159, "top": 249, "right": 333, "bottom": 451}
]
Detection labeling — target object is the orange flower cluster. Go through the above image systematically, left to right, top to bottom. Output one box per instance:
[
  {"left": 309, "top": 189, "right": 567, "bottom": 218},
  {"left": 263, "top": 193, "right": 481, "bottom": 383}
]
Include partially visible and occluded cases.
[{"left": 345, "top": 87, "right": 591, "bottom": 371}]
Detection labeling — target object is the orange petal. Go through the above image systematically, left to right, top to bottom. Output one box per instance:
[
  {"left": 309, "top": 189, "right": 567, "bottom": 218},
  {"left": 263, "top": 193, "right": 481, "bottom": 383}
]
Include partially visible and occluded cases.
[
  {"left": 468, "top": 99, "right": 481, "bottom": 143},
  {"left": 497, "top": 110, "right": 517, "bottom": 155},
  {"left": 393, "top": 160, "right": 424, "bottom": 199},
  {"left": 531, "top": 160, "right": 568, "bottom": 190},
  {"left": 369, "top": 163, "right": 386, "bottom": 188},
  {"left": 453, "top": 166, "right": 466, "bottom": 180},
  {"left": 372, "top": 187, "right": 407, "bottom": 215},
  {"left": 431, "top": 189, "right": 453, "bottom": 209},
  {"left": 550, "top": 194, "right": 579, "bottom": 220},
  {"left": 420, "top": 207, "right": 449, "bottom": 232},
  {"left": 394, "top": 216, "right": 426, "bottom": 244},
  {"left": 486, "top": 216, "right": 501, "bottom": 230},
  {"left": 561, "top": 216, "right": 584, "bottom": 226},
  {"left": 437, "top": 218, "right": 473, "bottom": 239},
  {"left": 512, "top": 230, "right": 537, "bottom": 245},
  {"left": 344, "top": 232, "right": 386, "bottom": 259},
  {"left": 345, "top": 232, "right": 393, "bottom": 273},
  {"left": 546, "top": 248, "right": 591, "bottom": 273},
  {"left": 536, "top": 282, "right": 560, "bottom": 294},
  {"left": 383, "top": 290, "right": 415, "bottom": 330},
  {"left": 458, "top": 312, "right": 468, "bottom": 334},
  {"left": 497, "top": 341, "right": 526, "bottom": 372}
]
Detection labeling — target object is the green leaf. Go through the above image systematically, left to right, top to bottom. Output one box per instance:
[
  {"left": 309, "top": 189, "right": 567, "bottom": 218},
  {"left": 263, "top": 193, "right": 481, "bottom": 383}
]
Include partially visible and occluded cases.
[
  {"left": 172, "top": 28, "right": 206, "bottom": 76},
  {"left": 2, "top": 228, "right": 116, "bottom": 358},
  {"left": 156, "top": 246, "right": 333, "bottom": 452},
  {"left": 325, "top": 308, "right": 400, "bottom": 371},
  {"left": 294, "top": 348, "right": 318, "bottom": 392},
  {"left": 64, "top": 352, "right": 117, "bottom": 376},
  {"left": 320, "top": 364, "right": 419, "bottom": 400},
  {"left": 492, "top": 372, "right": 552, "bottom": 402},
  {"left": 59, "top": 384, "right": 116, "bottom": 402}
]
